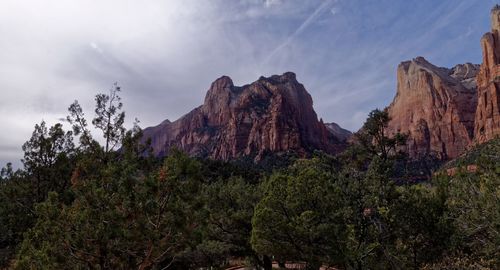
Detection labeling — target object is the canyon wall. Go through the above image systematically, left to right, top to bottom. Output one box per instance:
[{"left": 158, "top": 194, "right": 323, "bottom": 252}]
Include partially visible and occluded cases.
[{"left": 386, "top": 57, "right": 478, "bottom": 159}]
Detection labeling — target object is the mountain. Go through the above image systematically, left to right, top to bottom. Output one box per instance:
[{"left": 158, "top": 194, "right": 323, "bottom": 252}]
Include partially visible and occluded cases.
[
  {"left": 474, "top": 5, "right": 500, "bottom": 143},
  {"left": 143, "top": 6, "right": 500, "bottom": 163},
  {"left": 385, "top": 6, "right": 500, "bottom": 160},
  {"left": 386, "top": 57, "right": 478, "bottom": 159},
  {"left": 142, "top": 72, "right": 347, "bottom": 161},
  {"left": 325, "top": 122, "right": 352, "bottom": 142}
]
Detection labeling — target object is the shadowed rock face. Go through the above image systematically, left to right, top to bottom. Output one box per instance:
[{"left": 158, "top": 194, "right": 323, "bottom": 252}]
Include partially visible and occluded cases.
[
  {"left": 474, "top": 6, "right": 500, "bottom": 143},
  {"left": 386, "top": 57, "right": 478, "bottom": 159},
  {"left": 142, "top": 72, "right": 347, "bottom": 161},
  {"left": 325, "top": 122, "right": 352, "bottom": 142}
]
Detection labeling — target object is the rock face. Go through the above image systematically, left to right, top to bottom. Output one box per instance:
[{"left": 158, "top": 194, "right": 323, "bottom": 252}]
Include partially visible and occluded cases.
[
  {"left": 385, "top": 5, "right": 500, "bottom": 160},
  {"left": 474, "top": 5, "right": 500, "bottom": 143},
  {"left": 386, "top": 57, "right": 478, "bottom": 159},
  {"left": 449, "top": 63, "right": 480, "bottom": 90},
  {"left": 142, "top": 72, "right": 346, "bottom": 161},
  {"left": 325, "top": 122, "right": 352, "bottom": 142}
]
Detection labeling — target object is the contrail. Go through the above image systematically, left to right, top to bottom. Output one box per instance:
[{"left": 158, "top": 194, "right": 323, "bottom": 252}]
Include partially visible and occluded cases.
[{"left": 264, "top": 0, "right": 333, "bottom": 64}]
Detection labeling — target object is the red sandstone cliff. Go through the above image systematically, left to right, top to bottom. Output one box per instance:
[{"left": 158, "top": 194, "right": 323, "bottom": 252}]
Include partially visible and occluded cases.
[
  {"left": 385, "top": 5, "right": 500, "bottom": 160},
  {"left": 474, "top": 5, "right": 500, "bottom": 143},
  {"left": 386, "top": 57, "right": 478, "bottom": 159},
  {"left": 142, "top": 72, "right": 346, "bottom": 160}
]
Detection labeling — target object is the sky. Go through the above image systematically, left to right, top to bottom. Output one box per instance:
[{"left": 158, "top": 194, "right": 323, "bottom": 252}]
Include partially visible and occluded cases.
[{"left": 0, "top": 0, "right": 497, "bottom": 167}]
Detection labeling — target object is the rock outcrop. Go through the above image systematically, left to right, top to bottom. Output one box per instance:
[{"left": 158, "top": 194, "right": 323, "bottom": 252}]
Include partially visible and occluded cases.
[
  {"left": 385, "top": 5, "right": 500, "bottom": 160},
  {"left": 474, "top": 5, "right": 500, "bottom": 143},
  {"left": 386, "top": 57, "right": 478, "bottom": 159},
  {"left": 142, "top": 72, "right": 347, "bottom": 161},
  {"left": 325, "top": 122, "right": 352, "bottom": 142}
]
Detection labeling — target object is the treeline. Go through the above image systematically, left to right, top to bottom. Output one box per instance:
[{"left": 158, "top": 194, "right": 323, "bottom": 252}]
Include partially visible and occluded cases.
[{"left": 0, "top": 86, "right": 498, "bottom": 269}]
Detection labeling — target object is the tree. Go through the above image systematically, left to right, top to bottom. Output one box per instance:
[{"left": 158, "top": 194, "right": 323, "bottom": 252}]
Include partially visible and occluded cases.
[
  {"left": 92, "top": 82, "right": 125, "bottom": 154},
  {"left": 67, "top": 83, "right": 126, "bottom": 159},
  {"left": 67, "top": 100, "right": 93, "bottom": 149},
  {"left": 335, "top": 109, "right": 408, "bottom": 269},
  {"left": 357, "top": 109, "right": 406, "bottom": 161},
  {"left": 2, "top": 121, "right": 75, "bottom": 267},
  {"left": 22, "top": 121, "right": 75, "bottom": 202},
  {"left": 15, "top": 149, "right": 203, "bottom": 270},
  {"left": 133, "top": 149, "right": 203, "bottom": 269},
  {"left": 442, "top": 151, "right": 500, "bottom": 268},
  {"left": 251, "top": 158, "right": 348, "bottom": 270},
  {"left": 0, "top": 162, "right": 14, "bottom": 181},
  {"left": 0, "top": 165, "right": 33, "bottom": 267},
  {"left": 193, "top": 177, "right": 265, "bottom": 269},
  {"left": 391, "top": 184, "right": 451, "bottom": 269},
  {"left": 15, "top": 192, "right": 69, "bottom": 269}
]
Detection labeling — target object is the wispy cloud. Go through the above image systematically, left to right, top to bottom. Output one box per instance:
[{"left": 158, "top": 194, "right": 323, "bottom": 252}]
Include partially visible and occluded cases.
[
  {"left": 264, "top": 0, "right": 282, "bottom": 8},
  {"left": 265, "top": 0, "right": 334, "bottom": 63},
  {"left": 89, "top": 42, "right": 104, "bottom": 54}
]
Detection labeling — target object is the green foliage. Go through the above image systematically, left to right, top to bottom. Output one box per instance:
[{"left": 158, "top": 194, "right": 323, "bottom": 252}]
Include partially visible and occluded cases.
[
  {"left": 92, "top": 83, "right": 125, "bottom": 153},
  {"left": 0, "top": 94, "right": 497, "bottom": 270},
  {"left": 67, "top": 100, "right": 93, "bottom": 148},
  {"left": 356, "top": 109, "right": 407, "bottom": 160},
  {"left": 0, "top": 120, "right": 75, "bottom": 267},
  {"left": 22, "top": 121, "right": 75, "bottom": 202},
  {"left": 444, "top": 137, "right": 500, "bottom": 169},
  {"left": 15, "top": 150, "right": 203, "bottom": 269},
  {"left": 440, "top": 151, "right": 500, "bottom": 268},
  {"left": 251, "top": 157, "right": 348, "bottom": 269},
  {"left": 0, "top": 166, "right": 33, "bottom": 267},
  {"left": 192, "top": 177, "right": 261, "bottom": 267},
  {"left": 391, "top": 184, "right": 452, "bottom": 268},
  {"left": 15, "top": 192, "right": 67, "bottom": 269}
]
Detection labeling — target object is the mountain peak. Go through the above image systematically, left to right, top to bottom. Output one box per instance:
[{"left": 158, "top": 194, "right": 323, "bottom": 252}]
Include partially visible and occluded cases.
[
  {"left": 491, "top": 4, "right": 500, "bottom": 31},
  {"left": 413, "top": 56, "right": 429, "bottom": 64},
  {"left": 387, "top": 57, "right": 478, "bottom": 159},
  {"left": 399, "top": 57, "right": 435, "bottom": 73},
  {"left": 274, "top": 71, "right": 297, "bottom": 82},
  {"left": 257, "top": 72, "right": 297, "bottom": 84},
  {"left": 142, "top": 73, "right": 347, "bottom": 161},
  {"left": 211, "top": 75, "right": 234, "bottom": 90}
]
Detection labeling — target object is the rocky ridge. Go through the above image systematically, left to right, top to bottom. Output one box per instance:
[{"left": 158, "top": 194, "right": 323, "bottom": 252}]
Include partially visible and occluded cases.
[
  {"left": 386, "top": 5, "right": 500, "bottom": 160},
  {"left": 143, "top": 6, "right": 500, "bottom": 162},
  {"left": 385, "top": 57, "right": 478, "bottom": 159},
  {"left": 142, "top": 72, "right": 346, "bottom": 161},
  {"left": 325, "top": 122, "right": 352, "bottom": 142}
]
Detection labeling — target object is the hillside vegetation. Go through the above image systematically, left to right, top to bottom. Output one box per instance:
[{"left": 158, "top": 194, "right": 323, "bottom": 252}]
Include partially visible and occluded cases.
[{"left": 0, "top": 88, "right": 498, "bottom": 270}]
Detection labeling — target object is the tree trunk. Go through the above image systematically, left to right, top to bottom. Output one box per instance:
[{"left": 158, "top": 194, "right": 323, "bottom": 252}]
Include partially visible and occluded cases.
[{"left": 262, "top": 255, "right": 272, "bottom": 270}]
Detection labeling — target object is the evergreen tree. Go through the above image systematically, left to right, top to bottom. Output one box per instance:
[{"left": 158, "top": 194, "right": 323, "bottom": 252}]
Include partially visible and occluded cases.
[
  {"left": 22, "top": 121, "right": 75, "bottom": 202},
  {"left": 251, "top": 157, "right": 348, "bottom": 270},
  {"left": 194, "top": 177, "right": 266, "bottom": 268}
]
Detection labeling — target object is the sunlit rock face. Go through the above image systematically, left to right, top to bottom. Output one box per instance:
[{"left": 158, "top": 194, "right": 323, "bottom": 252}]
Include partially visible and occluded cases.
[
  {"left": 385, "top": 5, "right": 500, "bottom": 160},
  {"left": 474, "top": 5, "right": 500, "bottom": 143},
  {"left": 386, "top": 57, "right": 478, "bottom": 160},
  {"left": 142, "top": 72, "right": 347, "bottom": 161}
]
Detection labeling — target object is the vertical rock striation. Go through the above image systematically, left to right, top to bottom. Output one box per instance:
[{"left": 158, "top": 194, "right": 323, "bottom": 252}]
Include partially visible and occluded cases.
[
  {"left": 386, "top": 5, "right": 500, "bottom": 160},
  {"left": 474, "top": 5, "right": 500, "bottom": 143},
  {"left": 386, "top": 57, "right": 478, "bottom": 159}
]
